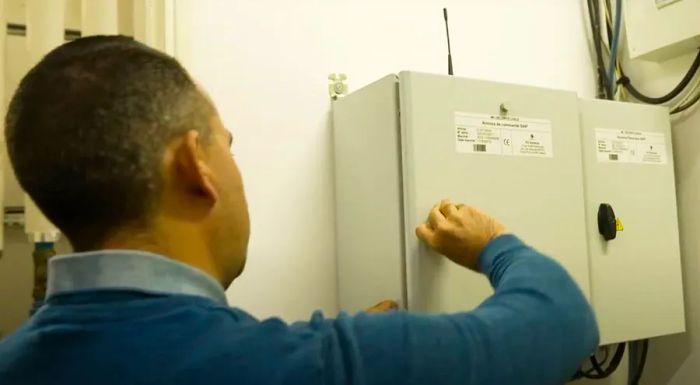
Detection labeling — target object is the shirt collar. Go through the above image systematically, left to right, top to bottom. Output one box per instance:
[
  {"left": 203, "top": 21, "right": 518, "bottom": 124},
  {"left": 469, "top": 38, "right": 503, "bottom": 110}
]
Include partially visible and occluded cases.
[{"left": 47, "top": 250, "right": 228, "bottom": 306}]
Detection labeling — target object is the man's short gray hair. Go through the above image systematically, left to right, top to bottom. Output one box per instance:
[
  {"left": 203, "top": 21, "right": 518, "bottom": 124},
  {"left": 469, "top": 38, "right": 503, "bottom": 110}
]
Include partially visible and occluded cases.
[{"left": 5, "top": 35, "right": 214, "bottom": 251}]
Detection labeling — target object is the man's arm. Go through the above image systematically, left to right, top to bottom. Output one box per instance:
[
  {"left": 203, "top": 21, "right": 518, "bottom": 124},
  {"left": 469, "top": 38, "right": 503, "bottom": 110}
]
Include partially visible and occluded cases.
[{"left": 310, "top": 201, "right": 598, "bottom": 385}]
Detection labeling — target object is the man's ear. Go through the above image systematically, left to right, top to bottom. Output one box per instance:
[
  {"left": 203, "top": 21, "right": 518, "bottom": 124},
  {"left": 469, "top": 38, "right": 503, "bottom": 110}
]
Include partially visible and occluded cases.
[{"left": 172, "top": 130, "right": 219, "bottom": 206}]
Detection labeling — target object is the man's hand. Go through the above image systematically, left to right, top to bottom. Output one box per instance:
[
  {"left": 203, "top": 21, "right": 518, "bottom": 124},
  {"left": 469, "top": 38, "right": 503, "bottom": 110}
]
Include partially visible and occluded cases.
[
  {"left": 416, "top": 200, "right": 506, "bottom": 271},
  {"left": 366, "top": 300, "right": 399, "bottom": 313}
]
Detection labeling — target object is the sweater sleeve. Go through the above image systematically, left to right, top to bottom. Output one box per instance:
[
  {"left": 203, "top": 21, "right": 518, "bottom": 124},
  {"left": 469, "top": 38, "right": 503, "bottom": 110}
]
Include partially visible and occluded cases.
[{"left": 313, "top": 235, "right": 599, "bottom": 385}]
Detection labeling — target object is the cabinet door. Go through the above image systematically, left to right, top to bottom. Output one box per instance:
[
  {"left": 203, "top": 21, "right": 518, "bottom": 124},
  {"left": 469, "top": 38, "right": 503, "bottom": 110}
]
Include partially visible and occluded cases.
[
  {"left": 399, "top": 71, "right": 590, "bottom": 313},
  {"left": 333, "top": 75, "right": 405, "bottom": 313},
  {"left": 579, "top": 99, "right": 685, "bottom": 344}
]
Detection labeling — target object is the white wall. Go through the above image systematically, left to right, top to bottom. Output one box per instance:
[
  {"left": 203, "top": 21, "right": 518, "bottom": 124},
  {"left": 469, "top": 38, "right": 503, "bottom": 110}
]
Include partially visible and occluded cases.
[{"left": 174, "top": 0, "right": 700, "bottom": 383}]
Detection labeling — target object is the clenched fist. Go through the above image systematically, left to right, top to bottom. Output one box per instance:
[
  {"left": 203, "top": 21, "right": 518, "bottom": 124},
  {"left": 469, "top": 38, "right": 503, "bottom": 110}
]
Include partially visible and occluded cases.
[{"left": 416, "top": 200, "right": 506, "bottom": 271}]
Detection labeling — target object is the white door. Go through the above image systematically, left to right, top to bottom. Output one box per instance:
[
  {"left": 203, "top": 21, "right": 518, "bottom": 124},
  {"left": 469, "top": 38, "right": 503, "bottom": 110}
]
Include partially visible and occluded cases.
[{"left": 398, "top": 71, "right": 591, "bottom": 313}]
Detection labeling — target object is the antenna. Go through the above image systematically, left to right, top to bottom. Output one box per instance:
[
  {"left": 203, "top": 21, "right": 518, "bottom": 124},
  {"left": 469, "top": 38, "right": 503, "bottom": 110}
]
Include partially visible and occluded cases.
[{"left": 443, "top": 8, "right": 454, "bottom": 76}]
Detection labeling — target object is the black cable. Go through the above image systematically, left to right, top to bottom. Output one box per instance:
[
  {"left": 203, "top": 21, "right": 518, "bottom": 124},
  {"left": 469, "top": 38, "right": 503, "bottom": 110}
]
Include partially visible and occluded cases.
[
  {"left": 587, "top": 0, "right": 611, "bottom": 99},
  {"left": 594, "top": 0, "right": 612, "bottom": 99},
  {"left": 597, "top": 0, "right": 616, "bottom": 99},
  {"left": 599, "top": 0, "right": 700, "bottom": 107},
  {"left": 603, "top": 0, "right": 625, "bottom": 99},
  {"left": 604, "top": 0, "right": 613, "bottom": 46},
  {"left": 604, "top": 0, "right": 611, "bottom": 36},
  {"left": 619, "top": 49, "right": 700, "bottom": 104},
  {"left": 672, "top": 88, "right": 700, "bottom": 114},
  {"left": 630, "top": 340, "right": 649, "bottom": 385},
  {"left": 585, "top": 343, "right": 626, "bottom": 379},
  {"left": 572, "top": 346, "right": 610, "bottom": 380},
  {"left": 583, "top": 346, "right": 611, "bottom": 377},
  {"left": 596, "top": 346, "right": 610, "bottom": 367},
  {"left": 589, "top": 353, "right": 606, "bottom": 375},
  {"left": 572, "top": 366, "right": 593, "bottom": 380}
]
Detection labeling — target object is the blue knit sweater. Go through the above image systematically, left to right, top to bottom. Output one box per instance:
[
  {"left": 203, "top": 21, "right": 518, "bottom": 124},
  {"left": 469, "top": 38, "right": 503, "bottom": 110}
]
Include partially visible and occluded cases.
[{"left": 0, "top": 235, "right": 598, "bottom": 384}]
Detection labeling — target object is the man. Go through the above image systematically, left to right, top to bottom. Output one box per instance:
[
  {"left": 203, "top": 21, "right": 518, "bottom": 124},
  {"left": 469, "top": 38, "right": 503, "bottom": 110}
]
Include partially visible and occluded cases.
[{"left": 0, "top": 36, "right": 598, "bottom": 384}]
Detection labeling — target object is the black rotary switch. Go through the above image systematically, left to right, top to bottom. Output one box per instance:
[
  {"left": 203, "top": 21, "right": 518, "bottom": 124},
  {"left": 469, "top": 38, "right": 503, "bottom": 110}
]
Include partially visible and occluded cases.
[{"left": 598, "top": 203, "right": 617, "bottom": 241}]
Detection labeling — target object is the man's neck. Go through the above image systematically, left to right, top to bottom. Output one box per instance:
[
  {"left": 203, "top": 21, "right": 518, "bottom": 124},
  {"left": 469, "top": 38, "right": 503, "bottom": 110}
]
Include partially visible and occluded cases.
[{"left": 101, "top": 226, "right": 224, "bottom": 285}]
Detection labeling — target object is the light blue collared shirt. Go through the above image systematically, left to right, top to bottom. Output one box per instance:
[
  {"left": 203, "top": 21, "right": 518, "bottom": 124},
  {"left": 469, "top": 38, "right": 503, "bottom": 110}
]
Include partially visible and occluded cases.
[{"left": 46, "top": 250, "right": 228, "bottom": 306}]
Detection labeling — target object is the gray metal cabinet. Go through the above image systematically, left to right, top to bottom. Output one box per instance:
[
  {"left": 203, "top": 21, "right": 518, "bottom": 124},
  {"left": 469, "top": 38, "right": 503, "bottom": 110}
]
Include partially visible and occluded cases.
[{"left": 333, "top": 72, "right": 685, "bottom": 343}]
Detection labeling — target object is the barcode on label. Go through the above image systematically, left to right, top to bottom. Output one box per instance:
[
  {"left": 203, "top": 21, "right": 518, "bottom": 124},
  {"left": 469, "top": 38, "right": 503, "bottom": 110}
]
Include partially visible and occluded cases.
[
  {"left": 473, "top": 144, "right": 487, "bottom": 152},
  {"left": 609, "top": 154, "right": 619, "bottom": 161}
]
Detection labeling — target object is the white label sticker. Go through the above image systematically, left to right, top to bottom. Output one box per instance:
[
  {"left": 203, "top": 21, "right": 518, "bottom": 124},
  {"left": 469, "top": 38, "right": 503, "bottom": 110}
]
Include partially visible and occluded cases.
[
  {"left": 455, "top": 112, "right": 553, "bottom": 158},
  {"left": 595, "top": 128, "right": 668, "bottom": 165}
]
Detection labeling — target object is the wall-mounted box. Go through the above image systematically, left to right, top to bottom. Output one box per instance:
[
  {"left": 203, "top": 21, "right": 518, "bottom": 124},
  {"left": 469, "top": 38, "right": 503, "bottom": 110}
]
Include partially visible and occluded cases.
[
  {"left": 625, "top": 0, "right": 700, "bottom": 61},
  {"left": 333, "top": 72, "right": 686, "bottom": 344},
  {"left": 333, "top": 72, "right": 590, "bottom": 313},
  {"left": 579, "top": 99, "right": 685, "bottom": 344}
]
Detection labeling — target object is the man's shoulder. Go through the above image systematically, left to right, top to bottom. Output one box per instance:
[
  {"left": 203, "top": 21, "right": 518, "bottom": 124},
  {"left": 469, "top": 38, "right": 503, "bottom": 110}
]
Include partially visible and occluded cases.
[{"left": 0, "top": 294, "right": 332, "bottom": 384}]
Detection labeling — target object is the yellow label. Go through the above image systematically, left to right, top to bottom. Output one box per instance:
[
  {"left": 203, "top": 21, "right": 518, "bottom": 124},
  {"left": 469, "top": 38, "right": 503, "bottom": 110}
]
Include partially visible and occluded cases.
[{"left": 616, "top": 218, "right": 625, "bottom": 232}]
